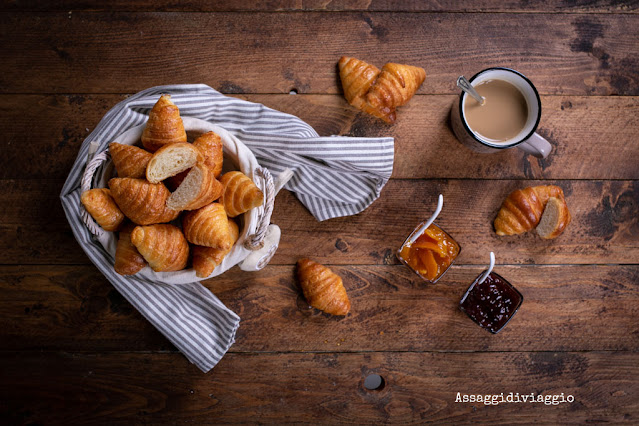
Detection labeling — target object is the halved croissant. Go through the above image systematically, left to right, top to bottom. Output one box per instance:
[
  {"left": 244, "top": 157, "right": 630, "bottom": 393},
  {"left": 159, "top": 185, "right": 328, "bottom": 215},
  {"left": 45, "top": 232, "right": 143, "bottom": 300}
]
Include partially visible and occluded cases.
[
  {"left": 338, "top": 56, "right": 425, "bottom": 124},
  {"left": 365, "top": 62, "right": 426, "bottom": 124},
  {"left": 141, "top": 95, "right": 187, "bottom": 153},
  {"left": 193, "top": 131, "right": 224, "bottom": 178},
  {"left": 109, "top": 142, "right": 152, "bottom": 178},
  {"left": 146, "top": 142, "right": 202, "bottom": 184},
  {"left": 167, "top": 162, "right": 223, "bottom": 211},
  {"left": 219, "top": 171, "right": 264, "bottom": 218},
  {"left": 108, "top": 178, "right": 179, "bottom": 225},
  {"left": 494, "top": 185, "right": 567, "bottom": 236},
  {"left": 80, "top": 188, "right": 125, "bottom": 232},
  {"left": 536, "top": 196, "right": 572, "bottom": 239},
  {"left": 182, "top": 202, "right": 233, "bottom": 249},
  {"left": 192, "top": 219, "right": 240, "bottom": 278},
  {"left": 114, "top": 222, "right": 147, "bottom": 275},
  {"left": 130, "top": 224, "right": 189, "bottom": 272},
  {"left": 297, "top": 258, "right": 351, "bottom": 316}
]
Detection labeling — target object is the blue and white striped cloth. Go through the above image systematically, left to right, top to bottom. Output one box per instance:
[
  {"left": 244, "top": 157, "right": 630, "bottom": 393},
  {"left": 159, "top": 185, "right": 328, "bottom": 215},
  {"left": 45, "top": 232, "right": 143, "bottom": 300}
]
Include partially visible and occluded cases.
[{"left": 60, "top": 84, "right": 394, "bottom": 372}]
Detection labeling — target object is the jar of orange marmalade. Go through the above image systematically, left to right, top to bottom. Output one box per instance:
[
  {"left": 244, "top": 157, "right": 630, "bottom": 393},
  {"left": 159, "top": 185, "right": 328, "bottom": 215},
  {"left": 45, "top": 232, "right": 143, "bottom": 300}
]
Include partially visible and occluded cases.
[{"left": 397, "top": 222, "right": 460, "bottom": 283}]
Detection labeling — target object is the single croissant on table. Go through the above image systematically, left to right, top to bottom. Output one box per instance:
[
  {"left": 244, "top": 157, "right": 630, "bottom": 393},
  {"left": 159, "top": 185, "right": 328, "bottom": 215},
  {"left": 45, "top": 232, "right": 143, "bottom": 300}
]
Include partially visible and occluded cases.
[
  {"left": 338, "top": 56, "right": 426, "bottom": 124},
  {"left": 141, "top": 94, "right": 187, "bottom": 152},
  {"left": 109, "top": 142, "right": 152, "bottom": 179},
  {"left": 219, "top": 171, "right": 264, "bottom": 218},
  {"left": 108, "top": 178, "right": 179, "bottom": 225},
  {"left": 494, "top": 185, "right": 571, "bottom": 238},
  {"left": 80, "top": 188, "right": 125, "bottom": 232},
  {"left": 192, "top": 219, "right": 240, "bottom": 278},
  {"left": 130, "top": 224, "right": 189, "bottom": 272},
  {"left": 297, "top": 258, "right": 351, "bottom": 316}
]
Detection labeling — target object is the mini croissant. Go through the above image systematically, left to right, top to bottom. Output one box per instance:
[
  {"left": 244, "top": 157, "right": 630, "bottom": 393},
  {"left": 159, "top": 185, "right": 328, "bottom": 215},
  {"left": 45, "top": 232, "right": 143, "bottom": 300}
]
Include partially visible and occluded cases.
[
  {"left": 338, "top": 56, "right": 425, "bottom": 124},
  {"left": 141, "top": 95, "right": 187, "bottom": 152},
  {"left": 193, "top": 131, "right": 224, "bottom": 178},
  {"left": 109, "top": 142, "right": 152, "bottom": 178},
  {"left": 219, "top": 171, "right": 264, "bottom": 217},
  {"left": 108, "top": 178, "right": 179, "bottom": 225},
  {"left": 494, "top": 185, "right": 568, "bottom": 236},
  {"left": 80, "top": 188, "right": 125, "bottom": 232},
  {"left": 182, "top": 202, "right": 233, "bottom": 249},
  {"left": 192, "top": 220, "right": 239, "bottom": 278},
  {"left": 114, "top": 223, "right": 147, "bottom": 275},
  {"left": 130, "top": 224, "right": 189, "bottom": 272},
  {"left": 297, "top": 258, "right": 351, "bottom": 316}
]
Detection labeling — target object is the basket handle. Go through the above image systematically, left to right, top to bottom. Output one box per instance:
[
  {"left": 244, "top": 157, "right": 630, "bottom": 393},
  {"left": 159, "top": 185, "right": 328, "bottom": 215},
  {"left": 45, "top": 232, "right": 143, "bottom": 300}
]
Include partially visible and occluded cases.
[
  {"left": 80, "top": 143, "right": 110, "bottom": 237},
  {"left": 243, "top": 167, "right": 275, "bottom": 251}
]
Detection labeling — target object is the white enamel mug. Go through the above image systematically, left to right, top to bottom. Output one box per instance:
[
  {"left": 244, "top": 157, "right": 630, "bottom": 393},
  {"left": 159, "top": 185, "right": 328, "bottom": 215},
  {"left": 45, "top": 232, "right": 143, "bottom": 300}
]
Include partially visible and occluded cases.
[{"left": 450, "top": 67, "right": 552, "bottom": 158}]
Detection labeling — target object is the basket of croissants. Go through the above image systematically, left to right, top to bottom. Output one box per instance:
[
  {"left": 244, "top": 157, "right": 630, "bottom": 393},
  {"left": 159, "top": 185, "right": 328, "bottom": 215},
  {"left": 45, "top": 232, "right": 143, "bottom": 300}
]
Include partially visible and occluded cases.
[{"left": 79, "top": 95, "right": 279, "bottom": 284}]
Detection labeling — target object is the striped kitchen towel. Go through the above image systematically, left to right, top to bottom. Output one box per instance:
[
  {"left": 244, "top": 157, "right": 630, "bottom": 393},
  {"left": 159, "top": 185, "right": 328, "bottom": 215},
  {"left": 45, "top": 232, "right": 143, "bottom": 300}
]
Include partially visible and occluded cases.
[{"left": 60, "top": 84, "right": 394, "bottom": 372}]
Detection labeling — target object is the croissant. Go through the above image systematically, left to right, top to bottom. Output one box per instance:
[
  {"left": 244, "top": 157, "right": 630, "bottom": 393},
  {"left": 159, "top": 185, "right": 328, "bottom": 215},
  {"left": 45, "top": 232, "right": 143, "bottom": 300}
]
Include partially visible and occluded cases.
[
  {"left": 338, "top": 56, "right": 425, "bottom": 124},
  {"left": 338, "top": 56, "right": 381, "bottom": 110},
  {"left": 365, "top": 62, "right": 426, "bottom": 124},
  {"left": 141, "top": 95, "right": 187, "bottom": 152},
  {"left": 193, "top": 131, "right": 224, "bottom": 178},
  {"left": 109, "top": 142, "right": 152, "bottom": 178},
  {"left": 146, "top": 142, "right": 202, "bottom": 184},
  {"left": 167, "top": 162, "right": 223, "bottom": 211},
  {"left": 219, "top": 171, "right": 264, "bottom": 217},
  {"left": 108, "top": 178, "right": 179, "bottom": 225},
  {"left": 494, "top": 185, "right": 567, "bottom": 236},
  {"left": 80, "top": 188, "right": 125, "bottom": 232},
  {"left": 536, "top": 196, "right": 572, "bottom": 239},
  {"left": 182, "top": 202, "right": 233, "bottom": 249},
  {"left": 192, "top": 219, "right": 240, "bottom": 278},
  {"left": 114, "top": 223, "right": 147, "bottom": 275},
  {"left": 130, "top": 224, "right": 189, "bottom": 272},
  {"left": 296, "top": 258, "right": 351, "bottom": 316}
]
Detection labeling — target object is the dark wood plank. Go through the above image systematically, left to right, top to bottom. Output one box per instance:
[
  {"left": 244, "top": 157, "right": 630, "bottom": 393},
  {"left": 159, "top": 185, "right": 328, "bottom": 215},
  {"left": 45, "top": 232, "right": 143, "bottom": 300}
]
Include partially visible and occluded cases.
[
  {"left": 2, "top": 0, "right": 637, "bottom": 13},
  {"left": 1, "top": 13, "right": 638, "bottom": 95},
  {"left": 2, "top": 94, "right": 639, "bottom": 180},
  {"left": 1, "top": 179, "right": 637, "bottom": 265},
  {"left": 2, "top": 264, "right": 638, "bottom": 352},
  {"left": 1, "top": 351, "right": 637, "bottom": 423}
]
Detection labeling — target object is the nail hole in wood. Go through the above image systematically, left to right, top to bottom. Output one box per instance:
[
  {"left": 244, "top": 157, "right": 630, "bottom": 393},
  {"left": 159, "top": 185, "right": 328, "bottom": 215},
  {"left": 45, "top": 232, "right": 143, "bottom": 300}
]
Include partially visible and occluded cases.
[
  {"left": 289, "top": 88, "right": 298, "bottom": 94},
  {"left": 364, "top": 374, "right": 385, "bottom": 391}
]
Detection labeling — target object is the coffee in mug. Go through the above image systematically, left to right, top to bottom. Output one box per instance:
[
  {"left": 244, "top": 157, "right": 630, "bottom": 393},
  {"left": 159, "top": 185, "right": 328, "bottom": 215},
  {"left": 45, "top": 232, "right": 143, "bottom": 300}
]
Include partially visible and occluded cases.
[{"left": 450, "top": 67, "right": 552, "bottom": 158}]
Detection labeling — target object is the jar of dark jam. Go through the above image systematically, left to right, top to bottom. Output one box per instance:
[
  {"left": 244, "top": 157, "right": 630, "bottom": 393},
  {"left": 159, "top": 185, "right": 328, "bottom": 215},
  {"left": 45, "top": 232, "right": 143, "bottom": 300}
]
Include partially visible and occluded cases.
[{"left": 459, "top": 271, "right": 523, "bottom": 334}]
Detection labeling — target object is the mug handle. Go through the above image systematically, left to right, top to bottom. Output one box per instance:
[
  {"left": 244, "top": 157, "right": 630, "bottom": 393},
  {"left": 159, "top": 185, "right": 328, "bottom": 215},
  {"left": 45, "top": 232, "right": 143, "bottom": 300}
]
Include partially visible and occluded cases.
[{"left": 517, "top": 132, "right": 552, "bottom": 158}]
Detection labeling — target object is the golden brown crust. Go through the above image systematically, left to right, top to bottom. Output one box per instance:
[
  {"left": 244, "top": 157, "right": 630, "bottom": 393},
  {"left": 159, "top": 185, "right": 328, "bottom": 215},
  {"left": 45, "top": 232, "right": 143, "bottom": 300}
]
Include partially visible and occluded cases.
[
  {"left": 338, "top": 57, "right": 425, "bottom": 124},
  {"left": 141, "top": 95, "right": 187, "bottom": 152},
  {"left": 193, "top": 131, "right": 224, "bottom": 178},
  {"left": 108, "top": 142, "right": 152, "bottom": 178},
  {"left": 219, "top": 171, "right": 264, "bottom": 218},
  {"left": 108, "top": 178, "right": 179, "bottom": 225},
  {"left": 494, "top": 185, "right": 567, "bottom": 236},
  {"left": 80, "top": 188, "right": 125, "bottom": 232},
  {"left": 182, "top": 202, "right": 233, "bottom": 249},
  {"left": 192, "top": 220, "right": 240, "bottom": 278},
  {"left": 114, "top": 222, "right": 147, "bottom": 275},
  {"left": 130, "top": 224, "right": 189, "bottom": 272},
  {"left": 296, "top": 258, "right": 351, "bottom": 316}
]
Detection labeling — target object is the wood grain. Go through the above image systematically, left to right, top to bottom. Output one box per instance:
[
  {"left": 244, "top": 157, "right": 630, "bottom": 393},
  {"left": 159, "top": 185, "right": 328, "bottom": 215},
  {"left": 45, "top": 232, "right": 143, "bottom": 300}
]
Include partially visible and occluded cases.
[
  {"left": 2, "top": 0, "right": 638, "bottom": 12},
  {"left": 1, "top": 13, "right": 638, "bottom": 95},
  {"left": 2, "top": 94, "right": 639, "bottom": 180},
  {"left": 2, "top": 179, "right": 637, "bottom": 265},
  {"left": 2, "top": 264, "right": 638, "bottom": 352},
  {"left": 1, "top": 351, "right": 637, "bottom": 424}
]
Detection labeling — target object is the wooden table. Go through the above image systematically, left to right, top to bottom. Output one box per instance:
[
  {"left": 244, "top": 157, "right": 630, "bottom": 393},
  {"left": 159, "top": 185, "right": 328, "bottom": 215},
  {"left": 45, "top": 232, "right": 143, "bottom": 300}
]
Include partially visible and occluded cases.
[{"left": 1, "top": 2, "right": 638, "bottom": 423}]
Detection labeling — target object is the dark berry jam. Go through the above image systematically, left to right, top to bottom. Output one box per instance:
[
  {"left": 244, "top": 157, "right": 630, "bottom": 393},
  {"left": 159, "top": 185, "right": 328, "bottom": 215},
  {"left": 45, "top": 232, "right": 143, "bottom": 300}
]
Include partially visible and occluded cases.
[{"left": 459, "top": 271, "right": 523, "bottom": 334}]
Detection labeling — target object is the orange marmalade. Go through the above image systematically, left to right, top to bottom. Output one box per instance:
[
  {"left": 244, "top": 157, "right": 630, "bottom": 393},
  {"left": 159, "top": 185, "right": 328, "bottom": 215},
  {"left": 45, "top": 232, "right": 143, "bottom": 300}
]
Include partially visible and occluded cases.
[{"left": 398, "top": 223, "right": 460, "bottom": 282}]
